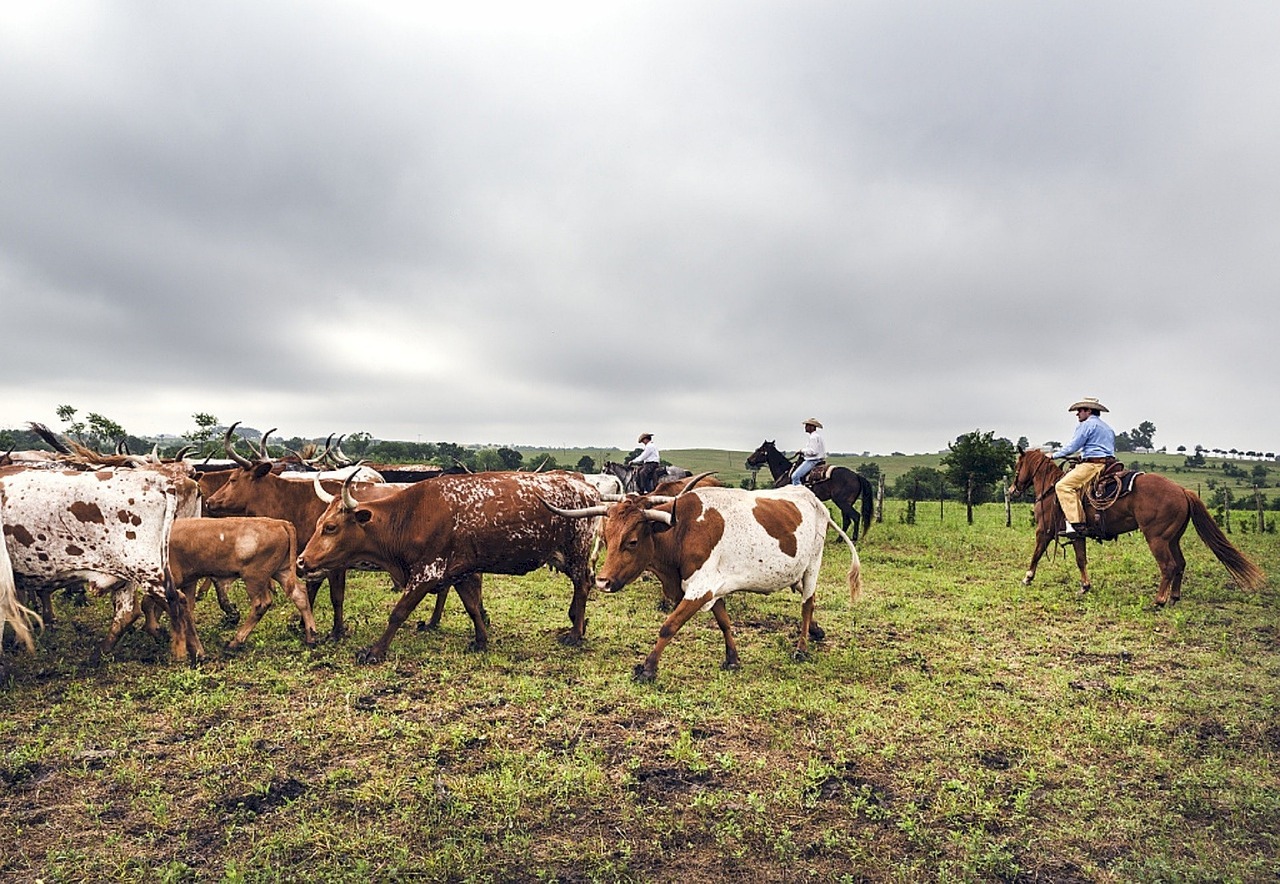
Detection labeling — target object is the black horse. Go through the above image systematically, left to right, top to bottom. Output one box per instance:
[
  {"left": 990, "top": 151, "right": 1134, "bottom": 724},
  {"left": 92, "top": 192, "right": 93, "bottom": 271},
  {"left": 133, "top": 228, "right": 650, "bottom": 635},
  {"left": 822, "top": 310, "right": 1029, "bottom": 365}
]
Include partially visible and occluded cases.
[{"left": 745, "top": 440, "right": 873, "bottom": 541}]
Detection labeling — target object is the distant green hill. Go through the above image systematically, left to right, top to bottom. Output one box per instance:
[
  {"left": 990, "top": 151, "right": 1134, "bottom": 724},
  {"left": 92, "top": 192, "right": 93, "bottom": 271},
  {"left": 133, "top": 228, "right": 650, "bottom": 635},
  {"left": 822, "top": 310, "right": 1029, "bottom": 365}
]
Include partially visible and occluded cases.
[{"left": 518, "top": 446, "right": 1279, "bottom": 509}]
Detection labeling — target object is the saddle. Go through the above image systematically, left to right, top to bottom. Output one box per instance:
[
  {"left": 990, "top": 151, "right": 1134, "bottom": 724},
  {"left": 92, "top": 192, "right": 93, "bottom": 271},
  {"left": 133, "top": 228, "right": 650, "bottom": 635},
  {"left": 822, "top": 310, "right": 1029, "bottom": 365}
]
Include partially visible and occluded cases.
[
  {"left": 773, "top": 460, "right": 830, "bottom": 489},
  {"left": 1078, "top": 462, "right": 1143, "bottom": 540}
]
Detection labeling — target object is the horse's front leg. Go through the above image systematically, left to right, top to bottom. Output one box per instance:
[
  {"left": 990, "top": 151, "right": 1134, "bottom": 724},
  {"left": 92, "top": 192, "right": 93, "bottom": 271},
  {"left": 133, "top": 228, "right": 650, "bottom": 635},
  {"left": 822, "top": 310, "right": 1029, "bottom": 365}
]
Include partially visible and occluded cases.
[
  {"left": 1024, "top": 531, "right": 1053, "bottom": 585},
  {"left": 1072, "top": 538, "right": 1092, "bottom": 595}
]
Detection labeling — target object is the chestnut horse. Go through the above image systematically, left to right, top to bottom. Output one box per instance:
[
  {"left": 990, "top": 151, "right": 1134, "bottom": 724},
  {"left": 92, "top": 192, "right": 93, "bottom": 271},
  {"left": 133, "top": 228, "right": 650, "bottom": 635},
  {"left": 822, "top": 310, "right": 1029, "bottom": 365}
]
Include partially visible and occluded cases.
[
  {"left": 745, "top": 440, "right": 873, "bottom": 540},
  {"left": 1008, "top": 448, "right": 1265, "bottom": 605}
]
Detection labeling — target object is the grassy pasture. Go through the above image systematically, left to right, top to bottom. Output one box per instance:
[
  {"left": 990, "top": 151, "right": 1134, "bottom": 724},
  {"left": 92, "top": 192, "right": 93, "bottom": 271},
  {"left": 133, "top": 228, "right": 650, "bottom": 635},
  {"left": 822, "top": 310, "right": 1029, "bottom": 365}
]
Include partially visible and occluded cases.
[{"left": 2, "top": 499, "right": 1277, "bottom": 882}]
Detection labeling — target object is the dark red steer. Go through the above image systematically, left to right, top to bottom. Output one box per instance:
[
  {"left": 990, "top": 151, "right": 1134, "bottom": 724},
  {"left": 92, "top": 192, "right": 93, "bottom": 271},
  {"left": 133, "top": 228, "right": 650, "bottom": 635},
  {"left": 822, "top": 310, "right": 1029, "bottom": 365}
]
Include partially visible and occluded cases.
[{"left": 298, "top": 470, "right": 600, "bottom": 663}]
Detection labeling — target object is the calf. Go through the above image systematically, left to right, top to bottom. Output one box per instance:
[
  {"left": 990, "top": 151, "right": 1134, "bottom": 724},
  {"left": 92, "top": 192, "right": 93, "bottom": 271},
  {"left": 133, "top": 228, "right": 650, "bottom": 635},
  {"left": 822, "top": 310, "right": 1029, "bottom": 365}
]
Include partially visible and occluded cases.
[
  {"left": 548, "top": 478, "right": 861, "bottom": 682},
  {"left": 166, "top": 517, "right": 318, "bottom": 649}
]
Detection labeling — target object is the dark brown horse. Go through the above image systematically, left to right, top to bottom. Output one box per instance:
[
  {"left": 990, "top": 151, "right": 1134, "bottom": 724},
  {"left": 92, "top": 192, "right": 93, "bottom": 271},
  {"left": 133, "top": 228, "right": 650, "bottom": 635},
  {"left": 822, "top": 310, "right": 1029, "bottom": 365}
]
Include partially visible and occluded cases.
[
  {"left": 745, "top": 440, "right": 873, "bottom": 540},
  {"left": 1009, "top": 447, "right": 1265, "bottom": 605}
]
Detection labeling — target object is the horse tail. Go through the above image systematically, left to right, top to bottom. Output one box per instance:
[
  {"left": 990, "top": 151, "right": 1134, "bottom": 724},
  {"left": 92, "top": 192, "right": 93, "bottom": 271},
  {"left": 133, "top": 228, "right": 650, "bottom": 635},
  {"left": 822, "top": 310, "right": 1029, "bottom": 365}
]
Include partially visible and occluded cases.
[
  {"left": 858, "top": 474, "right": 874, "bottom": 539},
  {"left": 1187, "top": 492, "right": 1267, "bottom": 590},
  {"left": 823, "top": 509, "right": 863, "bottom": 603}
]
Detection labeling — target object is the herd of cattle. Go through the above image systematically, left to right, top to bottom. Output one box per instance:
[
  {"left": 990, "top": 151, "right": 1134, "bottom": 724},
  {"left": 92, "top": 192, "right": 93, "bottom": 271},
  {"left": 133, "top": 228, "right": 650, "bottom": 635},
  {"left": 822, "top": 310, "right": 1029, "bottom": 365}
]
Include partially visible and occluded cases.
[{"left": 0, "top": 426, "right": 861, "bottom": 682}]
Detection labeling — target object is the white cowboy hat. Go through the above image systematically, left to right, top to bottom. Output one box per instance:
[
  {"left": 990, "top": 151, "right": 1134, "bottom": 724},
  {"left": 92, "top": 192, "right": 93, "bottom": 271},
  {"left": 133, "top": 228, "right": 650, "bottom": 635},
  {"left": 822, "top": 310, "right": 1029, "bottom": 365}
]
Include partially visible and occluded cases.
[
  {"left": 1068, "top": 397, "right": 1109, "bottom": 413},
  {"left": 802, "top": 418, "right": 823, "bottom": 428},
  {"left": 637, "top": 433, "right": 654, "bottom": 442}
]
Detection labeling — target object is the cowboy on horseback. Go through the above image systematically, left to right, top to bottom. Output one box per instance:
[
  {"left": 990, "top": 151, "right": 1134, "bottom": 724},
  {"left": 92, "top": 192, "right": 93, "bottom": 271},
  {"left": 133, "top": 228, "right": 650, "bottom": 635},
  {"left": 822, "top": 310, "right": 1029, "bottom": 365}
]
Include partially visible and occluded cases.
[
  {"left": 1051, "top": 397, "right": 1116, "bottom": 538},
  {"left": 790, "top": 418, "right": 827, "bottom": 486},
  {"left": 628, "top": 432, "right": 662, "bottom": 494}
]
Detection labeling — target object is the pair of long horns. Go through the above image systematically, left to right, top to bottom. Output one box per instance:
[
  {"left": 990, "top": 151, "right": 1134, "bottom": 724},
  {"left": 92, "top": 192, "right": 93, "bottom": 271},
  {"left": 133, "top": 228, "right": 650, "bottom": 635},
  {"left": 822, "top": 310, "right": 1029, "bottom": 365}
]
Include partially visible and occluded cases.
[{"left": 312, "top": 465, "right": 368, "bottom": 510}]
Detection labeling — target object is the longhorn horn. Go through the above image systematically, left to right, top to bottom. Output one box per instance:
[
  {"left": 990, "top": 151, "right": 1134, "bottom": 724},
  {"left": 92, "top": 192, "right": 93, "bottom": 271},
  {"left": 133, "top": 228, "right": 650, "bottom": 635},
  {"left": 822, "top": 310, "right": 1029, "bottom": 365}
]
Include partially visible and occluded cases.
[
  {"left": 223, "top": 422, "right": 254, "bottom": 468},
  {"left": 257, "top": 428, "right": 277, "bottom": 460},
  {"left": 305, "top": 434, "right": 335, "bottom": 467},
  {"left": 341, "top": 470, "right": 361, "bottom": 511},
  {"left": 678, "top": 471, "right": 717, "bottom": 495},
  {"left": 313, "top": 474, "right": 336, "bottom": 504},
  {"left": 539, "top": 496, "right": 610, "bottom": 519}
]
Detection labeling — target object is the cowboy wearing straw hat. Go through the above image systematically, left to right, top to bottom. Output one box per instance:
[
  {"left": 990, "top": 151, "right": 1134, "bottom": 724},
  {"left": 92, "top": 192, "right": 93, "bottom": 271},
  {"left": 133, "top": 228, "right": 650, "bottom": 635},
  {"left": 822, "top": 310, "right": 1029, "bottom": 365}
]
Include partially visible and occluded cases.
[
  {"left": 1050, "top": 397, "right": 1116, "bottom": 537},
  {"left": 790, "top": 418, "right": 827, "bottom": 485},
  {"left": 628, "top": 432, "right": 662, "bottom": 494}
]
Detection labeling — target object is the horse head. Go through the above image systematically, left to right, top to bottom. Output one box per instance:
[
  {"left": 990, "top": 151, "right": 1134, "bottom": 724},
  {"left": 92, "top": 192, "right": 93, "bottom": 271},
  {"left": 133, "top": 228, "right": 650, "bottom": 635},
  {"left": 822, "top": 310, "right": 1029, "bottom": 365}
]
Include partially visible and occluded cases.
[
  {"left": 745, "top": 440, "right": 776, "bottom": 470},
  {"left": 1009, "top": 448, "right": 1060, "bottom": 498}
]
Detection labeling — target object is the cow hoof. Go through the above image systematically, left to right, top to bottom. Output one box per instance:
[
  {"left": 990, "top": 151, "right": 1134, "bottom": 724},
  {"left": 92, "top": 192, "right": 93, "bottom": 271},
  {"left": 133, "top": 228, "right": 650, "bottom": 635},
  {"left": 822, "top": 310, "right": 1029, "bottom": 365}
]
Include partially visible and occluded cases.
[
  {"left": 1022, "top": 576, "right": 1033, "bottom": 587},
  {"left": 1078, "top": 583, "right": 1092, "bottom": 596},
  {"left": 221, "top": 611, "right": 241, "bottom": 627},
  {"left": 416, "top": 620, "right": 440, "bottom": 632},
  {"left": 808, "top": 623, "right": 826, "bottom": 641},
  {"left": 557, "top": 631, "right": 584, "bottom": 648},
  {"left": 466, "top": 640, "right": 488, "bottom": 653},
  {"left": 224, "top": 642, "right": 245, "bottom": 656},
  {"left": 355, "top": 646, "right": 385, "bottom": 665},
  {"left": 791, "top": 648, "right": 812, "bottom": 663},
  {"left": 720, "top": 659, "right": 741, "bottom": 672},
  {"left": 632, "top": 664, "right": 657, "bottom": 683}
]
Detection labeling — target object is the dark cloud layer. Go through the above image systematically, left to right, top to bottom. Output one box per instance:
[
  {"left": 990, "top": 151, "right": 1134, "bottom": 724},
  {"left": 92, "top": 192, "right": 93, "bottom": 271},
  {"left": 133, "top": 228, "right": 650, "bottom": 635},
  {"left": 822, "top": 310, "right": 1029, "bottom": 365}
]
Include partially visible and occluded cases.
[{"left": 3, "top": 2, "right": 1278, "bottom": 455}]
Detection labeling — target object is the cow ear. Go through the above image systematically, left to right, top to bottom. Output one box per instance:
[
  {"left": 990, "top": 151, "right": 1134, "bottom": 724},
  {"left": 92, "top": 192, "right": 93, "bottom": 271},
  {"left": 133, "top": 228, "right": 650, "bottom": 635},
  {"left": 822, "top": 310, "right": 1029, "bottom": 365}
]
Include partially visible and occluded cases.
[
  {"left": 252, "top": 461, "right": 273, "bottom": 479},
  {"left": 354, "top": 508, "right": 373, "bottom": 524}
]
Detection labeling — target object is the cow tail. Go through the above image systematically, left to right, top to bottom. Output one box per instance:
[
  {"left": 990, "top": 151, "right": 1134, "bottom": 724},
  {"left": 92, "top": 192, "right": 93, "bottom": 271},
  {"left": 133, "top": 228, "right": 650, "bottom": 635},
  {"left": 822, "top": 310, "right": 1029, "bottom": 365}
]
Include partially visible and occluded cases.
[
  {"left": 1188, "top": 492, "right": 1267, "bottom": 590},
  {"left": 825, "top": 511, "right": 863, "bottom": 603},
  {"left": 0, "top": 530, "right": 40, "bottom": 653}
]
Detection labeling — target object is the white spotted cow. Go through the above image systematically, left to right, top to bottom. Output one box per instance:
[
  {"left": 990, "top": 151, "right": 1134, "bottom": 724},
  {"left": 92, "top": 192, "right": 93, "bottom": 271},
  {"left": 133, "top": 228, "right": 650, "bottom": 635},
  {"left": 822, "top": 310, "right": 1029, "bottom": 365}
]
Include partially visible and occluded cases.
[
  {"left": 0, "top": 466, "right": 198, "bottom": 665},
  {"left": 546, "top": 475, "right": 862, "bottom": 682}
]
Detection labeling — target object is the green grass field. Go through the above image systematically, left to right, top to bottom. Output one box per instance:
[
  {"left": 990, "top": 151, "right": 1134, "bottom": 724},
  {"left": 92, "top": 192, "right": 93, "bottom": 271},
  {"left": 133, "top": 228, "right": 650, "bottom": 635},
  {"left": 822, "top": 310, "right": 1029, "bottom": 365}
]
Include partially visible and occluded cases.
[{"left": 2, "top": 498, "right": 1277, "bottom": 882}]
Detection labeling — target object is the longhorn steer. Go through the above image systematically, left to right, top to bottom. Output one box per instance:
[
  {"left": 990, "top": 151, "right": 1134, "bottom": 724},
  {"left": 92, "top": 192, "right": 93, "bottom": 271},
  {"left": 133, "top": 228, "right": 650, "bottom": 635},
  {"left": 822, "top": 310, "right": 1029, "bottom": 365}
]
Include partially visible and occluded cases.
[
  {"left": 0, "top": 467, "right": 197, "bottom": 664},
  {"left": 297, "top": 471, "right": 600, "bottom": 663},
  {"left": 548, "top": 481, "right": 861, "bottom": 682}
]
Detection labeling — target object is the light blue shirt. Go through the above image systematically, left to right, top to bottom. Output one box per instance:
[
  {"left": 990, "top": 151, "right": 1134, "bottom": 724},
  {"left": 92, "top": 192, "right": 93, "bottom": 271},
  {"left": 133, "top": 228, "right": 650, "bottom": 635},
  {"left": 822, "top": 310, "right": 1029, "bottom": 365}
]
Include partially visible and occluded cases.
[{"left": 1052, "top": 416, "right": 1115, "bottom": 459}]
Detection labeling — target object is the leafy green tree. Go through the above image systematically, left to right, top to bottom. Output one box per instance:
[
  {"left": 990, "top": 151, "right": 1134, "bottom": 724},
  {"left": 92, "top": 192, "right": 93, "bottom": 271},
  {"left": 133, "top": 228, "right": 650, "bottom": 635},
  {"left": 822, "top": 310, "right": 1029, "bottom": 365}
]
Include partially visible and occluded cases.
[
  {"left": 56, "top": 404, "right": 86, "bottom": 443},
  {"left": 185, "top": 412, "right": 220, "bottom": 455},
  {"left": 80, "top": 413, "right": 125, "bottom": 451},
  {"left": 1130, "top": 420, "right": 1157, "bottom": 451},
  {"left": 941, "top": 429, "right": 1016, "bottom": 506},
  {"left": 1114, "top": 431, "right": 1135, "bottom": 453},
  {"left": 343, "top": 432, "right": 373, "bottom": 457},
  {"left": 498, "top": 447, "right": 525, "bottom": 470},
  {"left": 576, "top": 455, "right": 596, "bottom": 473},
  {"left": 854, "top": 462, "right": 881, "bottom": 488},
  {"left": 890, "top": 466, "right": 948, "bottom": 500}
]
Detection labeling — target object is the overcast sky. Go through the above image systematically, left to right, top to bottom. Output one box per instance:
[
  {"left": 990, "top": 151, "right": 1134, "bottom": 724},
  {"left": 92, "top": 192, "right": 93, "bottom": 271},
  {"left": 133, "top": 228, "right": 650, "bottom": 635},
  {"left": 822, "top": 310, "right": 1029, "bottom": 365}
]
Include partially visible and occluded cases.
[{"left": 3, "top": 2, "right": 1278, "bottom": 456}]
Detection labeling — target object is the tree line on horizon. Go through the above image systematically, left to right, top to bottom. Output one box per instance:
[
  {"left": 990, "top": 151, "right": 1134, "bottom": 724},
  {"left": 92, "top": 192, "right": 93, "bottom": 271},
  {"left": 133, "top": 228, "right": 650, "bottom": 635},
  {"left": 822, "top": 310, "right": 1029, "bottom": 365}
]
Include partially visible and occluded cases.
[{"left": 2, "top": 406, "right": 1275, "bottom": 507}]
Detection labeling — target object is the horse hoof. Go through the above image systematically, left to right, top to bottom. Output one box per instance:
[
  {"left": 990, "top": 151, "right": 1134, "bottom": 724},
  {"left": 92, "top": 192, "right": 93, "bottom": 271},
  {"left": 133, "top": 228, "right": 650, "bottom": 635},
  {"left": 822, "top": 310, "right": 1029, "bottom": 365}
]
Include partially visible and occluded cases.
[
  {"left": 1078, "top": 583, "right": 1092, "bottom": 596},
  {"left": 416, "top": 620, "right": 439, "bottom": 632},
  {"left": 808, "top": 623, "right": 826, "bottom": 641},
  {"left": 557, "top": 631, "right": 584, "bottom": 648},
  {"left": 465, "top": 640, "right": 488, "bottom": 653},
  {"left": 355, "top": 646, "right": 385, "bottom": 665},
  {"left": 791, "top": 648, "right": 812, "bottom": 663},
  {"left": 721, "top": 659, "right": 741, "bottom": 672},
  {"left": 632, "top": 664, "right": 657, "bottom": 684}
]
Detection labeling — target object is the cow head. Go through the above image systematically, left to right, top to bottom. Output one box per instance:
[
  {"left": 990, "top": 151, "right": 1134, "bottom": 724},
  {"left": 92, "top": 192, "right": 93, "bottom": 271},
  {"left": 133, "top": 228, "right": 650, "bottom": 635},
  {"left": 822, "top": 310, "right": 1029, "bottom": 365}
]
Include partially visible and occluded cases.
[{"left": 297, "top": 473, "right": 374, "bottom": 575}]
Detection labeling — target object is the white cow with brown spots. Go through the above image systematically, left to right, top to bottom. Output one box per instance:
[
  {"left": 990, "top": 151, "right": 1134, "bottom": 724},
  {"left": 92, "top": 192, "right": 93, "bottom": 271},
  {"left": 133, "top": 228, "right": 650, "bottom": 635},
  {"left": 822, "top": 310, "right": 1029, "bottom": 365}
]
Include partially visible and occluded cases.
[
  {"left": 0, "top": 466, "right": 197, "bottom": 664},
  {"left": 547, "top": 476, "right": 861, "bottom": 682}
]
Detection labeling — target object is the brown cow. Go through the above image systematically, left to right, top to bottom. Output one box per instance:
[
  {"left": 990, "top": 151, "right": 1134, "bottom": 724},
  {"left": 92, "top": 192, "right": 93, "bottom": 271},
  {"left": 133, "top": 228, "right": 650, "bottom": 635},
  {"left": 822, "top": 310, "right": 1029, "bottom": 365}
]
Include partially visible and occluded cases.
[
  {"left": 297, "top": 470, "right": 600, "bottom": 663},
  {"left": 548, "top": 479, "right": 861, "bottom": 682},
  {"left": 166, "top": 517, "right": 318, "bottom": 649}
]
